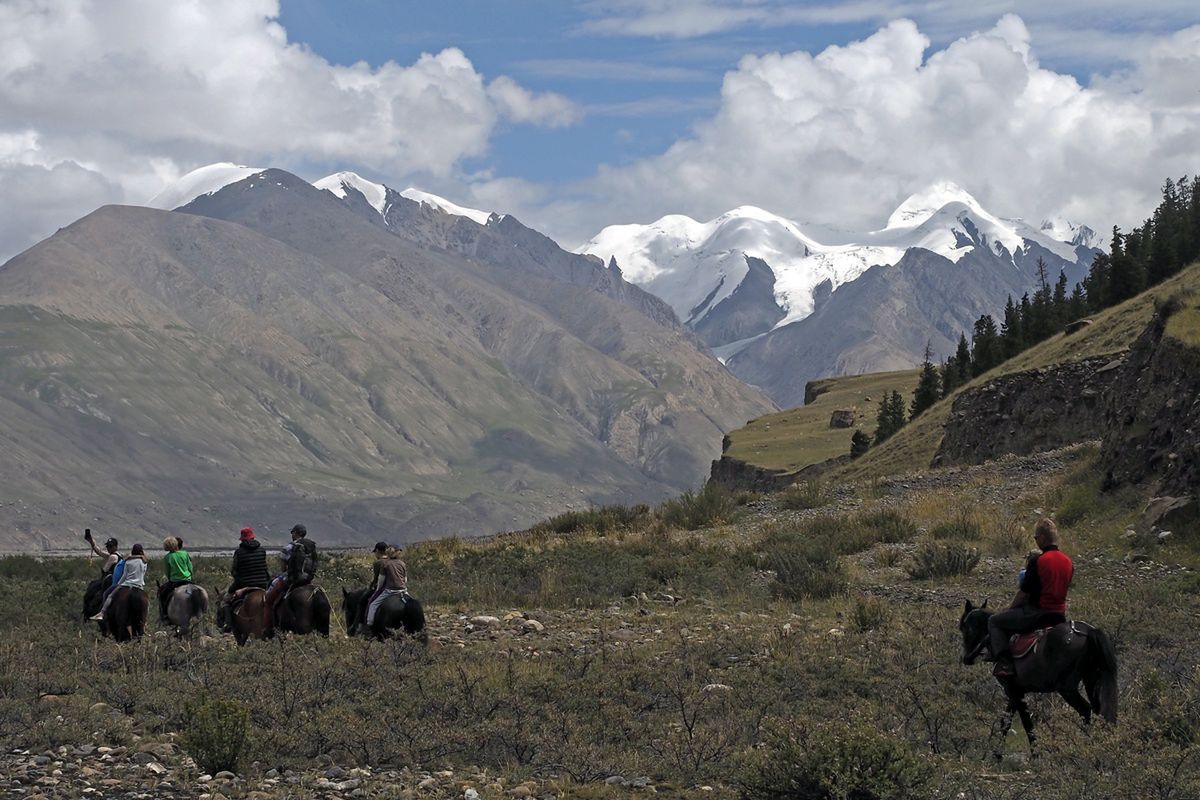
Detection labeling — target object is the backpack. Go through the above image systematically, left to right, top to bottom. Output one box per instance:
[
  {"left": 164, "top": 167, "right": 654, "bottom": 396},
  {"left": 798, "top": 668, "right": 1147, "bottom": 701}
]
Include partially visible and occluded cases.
[{"left": 291, "top": 540, "right": 317, "bottom": 584}]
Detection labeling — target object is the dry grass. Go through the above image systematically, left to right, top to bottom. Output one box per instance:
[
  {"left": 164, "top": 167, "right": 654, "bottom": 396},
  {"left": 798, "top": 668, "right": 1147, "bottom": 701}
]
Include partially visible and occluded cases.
[{"left": 724, "top": 369, "right": 920, "bottom": 472}]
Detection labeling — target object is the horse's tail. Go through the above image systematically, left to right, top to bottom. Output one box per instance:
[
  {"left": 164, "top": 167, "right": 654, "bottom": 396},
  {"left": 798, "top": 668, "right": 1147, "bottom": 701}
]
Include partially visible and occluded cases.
[
  {"left": 189, "top": 585, "right": 209, "bottom": 619},
  {"left": 404, "top": 595, "right": 426, "bottom": 636},
  {"left": 1087, "top": 627, "right": 1119, "bottom": 723}
]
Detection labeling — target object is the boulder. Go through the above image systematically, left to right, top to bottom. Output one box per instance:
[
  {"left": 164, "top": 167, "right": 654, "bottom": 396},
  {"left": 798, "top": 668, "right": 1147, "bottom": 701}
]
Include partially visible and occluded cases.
[
  {"left": 1064, "top": 318, "right": 1093, "bottom": 335},
  {"left": 829, "top": 409, "right": 856, "bottom": 428},
  {"left": 1140, "top": 496, "right": 1198, "bottom": 535}
]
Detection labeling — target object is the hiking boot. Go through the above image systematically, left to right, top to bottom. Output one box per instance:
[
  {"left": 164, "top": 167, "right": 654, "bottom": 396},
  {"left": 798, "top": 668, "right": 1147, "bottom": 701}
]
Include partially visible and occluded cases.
[
  {"left": 89, "top": 612, "right": 104, "bottom": 621},
  {"left": 992, "top": 658, "right": 1015, "bottom": 678}
]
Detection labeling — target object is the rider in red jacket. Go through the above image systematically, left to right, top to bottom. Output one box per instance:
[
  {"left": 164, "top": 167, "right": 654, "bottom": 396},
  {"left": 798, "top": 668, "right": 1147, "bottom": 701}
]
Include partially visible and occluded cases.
[{"left": 988, "top": 518, "right": 1074, "bottom": 671}]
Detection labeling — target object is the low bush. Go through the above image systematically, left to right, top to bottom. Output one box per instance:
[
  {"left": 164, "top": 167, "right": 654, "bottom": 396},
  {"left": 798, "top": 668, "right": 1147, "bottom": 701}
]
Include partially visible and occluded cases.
[
  {"left": 780, "top": 481, "right": 830, "bottom": 510},
  {"left": 1055, "top": 482, "right": 1099, "bottom": 528},
  {"left": 660, "top": 484, "right": 738, "bottom": 530},
  {"left": 530, "top": 503, "right": 651, "bottom": 536},
  {"left": 857, "top": 509, "right": 919, "bottom": 544},
  {"left": 930, "top": 511, "right": 982, "bottom": 541},
  {"left": 765, "top": 536, "right": 847, "bottom": 600},
  {"left": 906, "top": 543, "right": 980, "bottom": 580},
  {"left": 850, "top": 595, "right": 891, "bottom": 632},
  {"left": 183, "top": 696, "right": 249, "bottom": 775},
  {"left": 740, "top": 721, "right": 932, "bottom": 800}
]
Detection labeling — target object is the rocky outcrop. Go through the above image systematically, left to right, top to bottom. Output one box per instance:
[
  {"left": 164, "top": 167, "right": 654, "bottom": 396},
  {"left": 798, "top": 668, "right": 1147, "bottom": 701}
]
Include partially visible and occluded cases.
[
  {"left": 1101, "top": 312, "right": 1200, "bottom": 498},
  {"left": 934, "top": 355, "right": 1123, "bottom": 466},
  {"left": 708, "top": 455, "right": 796, "bottom": 493}
]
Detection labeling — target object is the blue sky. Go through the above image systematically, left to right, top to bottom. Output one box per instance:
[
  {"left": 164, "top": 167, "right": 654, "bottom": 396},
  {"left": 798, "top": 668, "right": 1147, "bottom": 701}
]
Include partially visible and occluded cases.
[
  {"left": 277, "top": 0, "right": 1190, "bottom": 185},
  {"left": 0, "top": 1, "right": 1198, "bottom": 259}
]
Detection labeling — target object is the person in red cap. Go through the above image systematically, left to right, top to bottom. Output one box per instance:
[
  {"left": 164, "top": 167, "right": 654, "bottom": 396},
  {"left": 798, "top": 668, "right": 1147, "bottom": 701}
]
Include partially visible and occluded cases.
[{"left": 226, "top": 527, "right": 270, "bottom": 597}]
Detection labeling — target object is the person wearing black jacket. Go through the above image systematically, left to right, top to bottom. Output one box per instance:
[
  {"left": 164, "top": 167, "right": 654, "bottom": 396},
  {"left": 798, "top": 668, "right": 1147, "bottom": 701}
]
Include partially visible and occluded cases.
[
  {"left": 287, "top": 524, "right": 317, "bottom": 587},
  {"left": 228, "top": 527, "right": 270, "bottom": 595}
]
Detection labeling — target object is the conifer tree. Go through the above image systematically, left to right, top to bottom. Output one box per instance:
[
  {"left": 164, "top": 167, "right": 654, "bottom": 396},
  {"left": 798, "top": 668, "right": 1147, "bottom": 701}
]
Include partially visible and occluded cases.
[
  {"left": 1052, "top": 270, "right": 1069, "bottom": 327},
  {"left": 1067, "top": 283, "right": 1088, "bottom": 322},
  {"left": 1000, "top": 296, "right": 1023, "bottom": 358},
  {"left": 971, "top": 315, "right": 1001, "bottom": 375},
  {"left": 910, "top": 343, "right": 941, "bottom": 420},
  {"left": 887, "top": 390, "right": 907, "bottom": 434},
  {"left": 874, "top": 394, "right": 895, "bottom": 445},
  {"left": 850, "top": 429, "right": 871, "bottom": 459}
]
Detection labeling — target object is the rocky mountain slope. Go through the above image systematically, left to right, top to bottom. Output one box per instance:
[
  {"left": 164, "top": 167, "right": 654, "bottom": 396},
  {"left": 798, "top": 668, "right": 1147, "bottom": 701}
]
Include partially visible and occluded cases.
[
  {"left": 0, "top": 168, "right": 772, "bottom": 550},
  {"left": 582, "top": 183, "right": 1100, "bottom": 407}
]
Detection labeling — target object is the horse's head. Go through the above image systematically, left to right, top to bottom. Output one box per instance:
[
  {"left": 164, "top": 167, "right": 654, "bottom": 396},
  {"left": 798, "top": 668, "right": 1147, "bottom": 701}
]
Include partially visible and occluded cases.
[
  {"left": 342, "top": 587, "right": 366, "bottom": 635},
  {"left": 959, "top": 599, "right": 991, "bottom": 665}
]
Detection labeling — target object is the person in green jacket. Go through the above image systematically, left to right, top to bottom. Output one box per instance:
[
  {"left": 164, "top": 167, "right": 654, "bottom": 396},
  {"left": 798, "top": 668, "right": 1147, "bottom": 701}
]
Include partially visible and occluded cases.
[{"left": 158, "top": 536, "right": 194, "bottom": 623}]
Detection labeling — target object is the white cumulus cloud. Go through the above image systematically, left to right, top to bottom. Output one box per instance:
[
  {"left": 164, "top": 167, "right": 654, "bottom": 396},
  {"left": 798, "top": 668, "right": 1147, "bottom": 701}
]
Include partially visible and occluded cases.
[
  {"left": 0, "top": 0, "right": 578, "bottom": 261},
  {"left": 520, "top": 15, "right": 1200, "bottom": 247}
]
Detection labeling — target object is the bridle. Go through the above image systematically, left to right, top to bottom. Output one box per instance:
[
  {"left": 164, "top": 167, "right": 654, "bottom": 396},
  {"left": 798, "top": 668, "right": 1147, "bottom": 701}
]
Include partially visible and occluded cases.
[{"left": 962, "top": 610, "right": 991, "bottom": 663}]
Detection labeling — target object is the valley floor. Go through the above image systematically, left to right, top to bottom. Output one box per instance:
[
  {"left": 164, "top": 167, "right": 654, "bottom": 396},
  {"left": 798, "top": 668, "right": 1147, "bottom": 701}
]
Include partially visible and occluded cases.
[{"left": 2, "top": 445, "right": 1198, "bottom": 800}]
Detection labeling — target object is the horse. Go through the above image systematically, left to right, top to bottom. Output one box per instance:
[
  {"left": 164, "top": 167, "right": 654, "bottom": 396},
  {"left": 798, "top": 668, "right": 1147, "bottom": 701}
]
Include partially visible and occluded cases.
[
  {"left": 82, "top": 577, "right": 108, "bottom": 622},
  {"left": 162, "top": 583, "right": 209, "bottom": 637},
  {"left": 274, "top": 584, "right": 331, "bottom": 637},
  {"left": 102, "top": 587, "right": 148, "bottom": 642},
  {"left": 342, "top": 587, "right": 425, "bottom": 640},
  {"left": 222, "top": 588, "right": 271, "bottom": 646},
  {"left": 959, "top": 599, "right": 1118, "bottom": 756}
]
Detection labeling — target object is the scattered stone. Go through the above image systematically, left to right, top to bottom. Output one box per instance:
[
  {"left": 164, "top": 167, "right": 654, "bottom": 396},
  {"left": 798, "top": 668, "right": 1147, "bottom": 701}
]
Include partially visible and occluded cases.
[
  {"left": 469, "top": 616, "right": 501, "bottom": 628},
  {"left": 521, "top": 619, "right": 545, "bottom": 634},
  {"left": 702, "top": 683, "right": 733, "bottom": 692},
  {"left": 325, "top": 766, "right": 346, "bottom": 779},
  {"left": 213, "top": 770, "right": 237, "bottom": 781},
  {"left": 605, "top": 775, "right": 626, "bottom": 785},
  {"left": 418, "top": 777, "right": 438, "bottom": 789},
  {"left": 464, "top": 789, "right": 481, "bottom": 800}
]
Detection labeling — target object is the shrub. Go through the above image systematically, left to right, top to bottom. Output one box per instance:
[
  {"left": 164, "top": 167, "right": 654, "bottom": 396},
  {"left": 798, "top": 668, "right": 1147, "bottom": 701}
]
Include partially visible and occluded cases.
[
  {"left": 780, "top": 481, "right": 830, "bottom": 510},
  {"left": 1055, "top": 483, "right": 1099, "bottom": 528},
  {"left": 660, "top": 484, "right": 737, "bottom": 530},
  {"left": 530, "top": 503, "right": 651, "bottom": 535},
  {"left": 857, "top": 510, "right": 919, "bottom": 544},
  {"left": 929, "top": 511, "right": 981, "bottom": 541},
  {"left": 765, "top": 536, "right": 847, "bottom": 600},
  {"left": 907, "top": 543, "right": 980, "bottom": 580},
  {"left": 850, "top": 595, "right": 891, "bottom": 633},
  {"left": 183, "top": 696, "right": 249, "bottom": 775},
  {"left": 740, "top": 721, "right": 932, "bottom": 800}
]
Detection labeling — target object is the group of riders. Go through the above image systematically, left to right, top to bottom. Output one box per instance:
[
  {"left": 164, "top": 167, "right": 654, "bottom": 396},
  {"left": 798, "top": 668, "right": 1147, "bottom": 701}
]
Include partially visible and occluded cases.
[{"left": 83, "top": 525, "right": 413, "bottom": 637}]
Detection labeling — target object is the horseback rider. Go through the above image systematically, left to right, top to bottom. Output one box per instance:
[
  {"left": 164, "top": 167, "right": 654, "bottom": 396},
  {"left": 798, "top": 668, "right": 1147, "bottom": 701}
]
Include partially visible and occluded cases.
[
  {"left": 987, "top": 518, "right": 1074, "bottom": 672},
  {"left": 263, "top": 524, "right": 318, "bottom": 627},
  {"left": 220, "top": 527, "right": 270, "bottom": 631},
  {"left": 84, "top": 529, "right": 122, "bottom": 588},
  {"left": 158, "top": 536, "right": 194, "bottom": 623},
  {"left": 361, "top": 542, "right": 408, "bottom": 633},
  {"left": 91, "top": 543, "right": 147, "bottom": 620}
]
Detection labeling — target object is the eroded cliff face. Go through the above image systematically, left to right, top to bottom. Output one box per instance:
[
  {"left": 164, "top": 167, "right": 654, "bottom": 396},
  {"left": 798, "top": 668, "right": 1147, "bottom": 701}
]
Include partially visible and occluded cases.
[
  {"left": 1101, "top": 314, "right": 1200, "bottom": 496},
  {"left": 934, "top": 355, "right": 1123, "bottom": 466}
]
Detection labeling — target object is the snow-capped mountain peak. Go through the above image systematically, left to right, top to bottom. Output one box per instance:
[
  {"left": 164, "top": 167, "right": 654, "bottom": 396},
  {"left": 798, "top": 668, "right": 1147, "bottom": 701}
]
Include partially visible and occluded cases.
[
  {"left": 147, "top": 163, "right": 265, "bottom": 210},
  {"left": 313, "top": 171, "right": 388, "bottom": 214},
  {"left": 885, "top": 180, "right": 985, "bottom": 229},
  {"left": 582, "top": 183, "right": 1101, "bottom": 359},
  {"left": 398, "top": 188, "right": 493, "bottom": 225},
  {"left": 1040, "top": 217, "right": 1107, "bottom": 251}
]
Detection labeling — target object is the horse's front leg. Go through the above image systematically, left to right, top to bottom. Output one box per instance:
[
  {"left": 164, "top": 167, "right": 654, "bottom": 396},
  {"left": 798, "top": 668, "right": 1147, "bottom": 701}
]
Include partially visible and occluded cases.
[
  {"left": 1015, "top": 700, "right": 1037, "bottom": 757},
  {"left": 992, "top": 706, "right": 1016, "bottom": 761}
]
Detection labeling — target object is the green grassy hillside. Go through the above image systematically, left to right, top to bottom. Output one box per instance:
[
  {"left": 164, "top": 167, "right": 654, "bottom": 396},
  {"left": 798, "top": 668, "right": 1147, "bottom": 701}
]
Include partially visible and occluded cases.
[
  {"left": 837, "top": 260, "right": 1200, "bottom": 481},
  {"left": 723, "top": 369, "right": 919, "bottom": 472}
]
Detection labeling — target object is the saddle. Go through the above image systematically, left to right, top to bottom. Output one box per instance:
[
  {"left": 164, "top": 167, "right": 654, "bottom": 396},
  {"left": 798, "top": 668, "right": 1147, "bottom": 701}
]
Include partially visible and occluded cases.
[{"left": 1009, "top": 627, "right": 1052, "bottom": 659}]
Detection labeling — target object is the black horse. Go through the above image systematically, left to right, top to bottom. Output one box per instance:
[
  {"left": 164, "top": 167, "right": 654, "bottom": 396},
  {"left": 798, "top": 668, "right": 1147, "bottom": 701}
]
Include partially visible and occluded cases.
[
  {"left": 82, "top": 577, "right": 109, "bottom": 622},
  {"left": 275, "top": 584, "right": 332, "bottom": 637},
  {"left": 102, "top": 587, "right": 149, "bottom": 642},
  {"left": 342, "top": 587, "right": 425, "bottom": 640},
  {"left": 960, "top": 600, "right": 1118, "bottom": 754}
]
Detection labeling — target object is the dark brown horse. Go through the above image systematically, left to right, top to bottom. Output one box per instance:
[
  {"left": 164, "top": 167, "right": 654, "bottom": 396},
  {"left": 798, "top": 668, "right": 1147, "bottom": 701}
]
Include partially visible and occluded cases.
[
  {"left": 274, "top": 584, "right": 331, "bottom": 637},
  {"left": 102, "top": 587, "right": 148, "bottom": 642},
  {"left": 342, "top": 587, "right": 425, "bottom": 640},
  {"left": 225, "top": 589, "right": 270, "bottom": 646},
  {"left": 960, "top": 600, "right": 1118, "bottom": 756}
]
